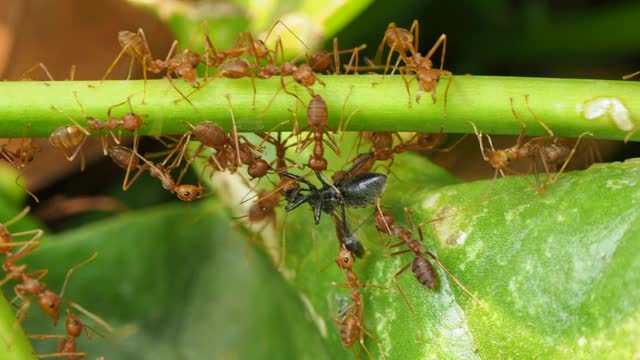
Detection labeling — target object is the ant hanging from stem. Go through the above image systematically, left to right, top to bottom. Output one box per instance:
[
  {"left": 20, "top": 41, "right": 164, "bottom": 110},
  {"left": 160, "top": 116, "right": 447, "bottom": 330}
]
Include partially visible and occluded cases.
[
  {"left": 296, "top": 95, "right": 341, "bottom": 171},
  {"left": 467, "top": 96, "right": 592, "bottom": 196},
  {"left": 1, "top": 125, "right": 41, "bottom": 203},
  {"left": 108, "top": 144, "right": 205, "bottom": 202},
  {"left": 0, "top": 244, "right": 112, "bottom": 348},
  {"left": 29, "top": 308, "right": 105, "bottom": 359}
]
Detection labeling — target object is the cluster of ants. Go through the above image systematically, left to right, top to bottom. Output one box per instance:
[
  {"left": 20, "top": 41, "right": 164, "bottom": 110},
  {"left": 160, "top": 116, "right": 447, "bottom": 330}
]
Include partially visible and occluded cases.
[
  {"left": 0, "top": 19, "right": 602, "bottom": 358},
  {"left": 0, "top": 207, "right": 111, "bottom": 359}
]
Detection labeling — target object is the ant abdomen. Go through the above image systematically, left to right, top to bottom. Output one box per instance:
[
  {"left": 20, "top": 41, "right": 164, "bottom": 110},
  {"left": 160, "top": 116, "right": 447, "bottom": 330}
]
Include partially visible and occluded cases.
[
  {"left": 307, "top": 95, "right": 328, "bottom": 126},
  {"left": 193, "top": 121, "right": 226, "bottom": 149},
  {"left": 49, "top": 126, "right": 84, "bottom": 149},
  {"left": 108, "top": 146, "right": 139, "bottom": 170},
  {"left": 341, "top": 173, "right": 387, "bottom": 208},
  {"left": 411, "top": 257, "right": 437, "bottom": 289},
  {"left": 340, "top": 314, "right": 360, "bottom": 348}
]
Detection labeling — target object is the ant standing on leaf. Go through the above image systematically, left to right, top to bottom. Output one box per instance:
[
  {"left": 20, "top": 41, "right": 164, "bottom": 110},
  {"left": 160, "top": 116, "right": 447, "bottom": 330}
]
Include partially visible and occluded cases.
[
  {"left": 374, "top": 208, "right": 483, "bottom": 341},
  {"left": 333, "top": 244, "right": 388, "bottom": 360}
]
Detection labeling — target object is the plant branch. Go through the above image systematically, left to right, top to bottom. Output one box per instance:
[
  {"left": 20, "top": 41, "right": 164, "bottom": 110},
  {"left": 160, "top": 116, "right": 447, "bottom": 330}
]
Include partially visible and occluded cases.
[{"left": 0, "top": 75, "right": 638, "bottom": 140}]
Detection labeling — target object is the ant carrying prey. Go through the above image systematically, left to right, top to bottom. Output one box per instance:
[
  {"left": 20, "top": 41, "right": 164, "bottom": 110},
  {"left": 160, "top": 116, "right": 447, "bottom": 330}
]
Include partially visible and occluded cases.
[{"left": 280, "top": 153, "right": 387, "bottom": 226}]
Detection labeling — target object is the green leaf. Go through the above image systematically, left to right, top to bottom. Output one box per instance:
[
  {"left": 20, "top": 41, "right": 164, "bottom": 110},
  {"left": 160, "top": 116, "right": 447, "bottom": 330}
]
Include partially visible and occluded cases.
[
  {"left": 275, "top": 153, "right": 640, "bottom": 358},
  {"left": 19, "top": 203, "right": 330, "bottom": 359}
]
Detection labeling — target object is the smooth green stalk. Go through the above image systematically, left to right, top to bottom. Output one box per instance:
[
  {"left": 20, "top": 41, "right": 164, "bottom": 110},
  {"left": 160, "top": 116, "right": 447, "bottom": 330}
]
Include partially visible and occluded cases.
[{"left": 0, "top": 75, "right": 638, "bottom": 140}]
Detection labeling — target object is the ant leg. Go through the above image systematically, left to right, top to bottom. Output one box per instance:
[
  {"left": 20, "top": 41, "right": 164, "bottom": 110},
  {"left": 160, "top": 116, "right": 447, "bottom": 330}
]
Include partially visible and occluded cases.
[
  {"left": 408, "top": 20, "right": 420, "bottom": 53},
  {"left": 373, "top": 22, "right": 394, "bottom": 65},
  {"left": 424, "top": 34, "right": 447, "bottom": 70},
  {"left": 102, "top": 42, "right": 131, "bottom": 81},
  {"left": 19, "top": 62, "right": 54, "bottom": 81},
  {"left": 622, "top": 70, "right": 640, "bottom": 80},
  {"left": 441, "top": 71, "right": 453, "bottom": 117},
  {"left": 168, "top": 75, "right": 199, "bottom": 111},
  {"left": 225, "top": 94, "right": 242, "bottom": 167},
  {"left": 524, "top": 95, "right": 554, "bottom": 136},
  {"left": 509, "top": 97, "right": 528, "bottom": 148},
  {"left": 465, "top": 121, "right": 489, "bottom": 161},
  {"left": 175, "top": 143, "right": 204, "bottom": 186},
  {"left": 3, "top": 206, "right": 31, "bottom": 227},
  {"left": 421, "top": 250, "right": 484, "bottom": 306},
  {"left": 59, "top": 252, "right": 98, "bottom": 298},
  {"left": 388, "top": 261, "right": 423, "bottom": 341},
  {"left": 68, "top": 301, "right": 113, "bottom": 333},
  {"left": 359, "top": 324, "right": 387, "bottom": 360},
  {"left": 36, "top": 352, "right": 89, "bottom": 359}
]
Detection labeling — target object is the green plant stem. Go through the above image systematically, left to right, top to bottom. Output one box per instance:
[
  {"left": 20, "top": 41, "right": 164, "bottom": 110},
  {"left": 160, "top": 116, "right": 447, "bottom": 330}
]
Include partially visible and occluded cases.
[{"left": 0, "top": 75, "right": 638, "bottom": 140}]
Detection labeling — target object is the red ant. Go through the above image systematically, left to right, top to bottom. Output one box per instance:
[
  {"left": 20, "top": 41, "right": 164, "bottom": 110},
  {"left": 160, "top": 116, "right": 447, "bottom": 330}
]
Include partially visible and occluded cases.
[
  {"left": 354, "top": 20, "right": 452, "bottom": 110},
  {"left": 373, "top": 21, "right": 420, "bottom": 76},
  {"left": 102, "top": 29, "right": 197, "bottom": 108},
  {"left": 102, "top": 29, "right": 165, "bottom": 102},
  {"left": 76, "top": 94, "right": 147, "bottom": 156},
  {"left": 296, "top": 95, "right": 341, "bottom": 171},
  {"left": 173, "top": 96, "right": 266, "bottom": 185},
  {"left": 467, "top": 97, "right": 592, "bottom": 194},
  {"left": 1, "top": 125, "right": 41, "bottom": 202},
  {"left": 108, "top": 144, "right": 205, "bottom": 202},
  {"left": 374, "top": 208, "right": 482, "bottom": 340},
  {"left": 0, "top": 236, "right": 111, "bottom": 347},
  {"left": 333, "top": 245, "right": 387, "bottom": 360},
  {"left": 29, "top": 309, "right": 105, "bottom": 359}
]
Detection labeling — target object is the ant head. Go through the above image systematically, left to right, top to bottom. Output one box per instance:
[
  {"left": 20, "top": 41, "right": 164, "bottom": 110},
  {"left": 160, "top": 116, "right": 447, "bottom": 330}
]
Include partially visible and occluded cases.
[
  {"left": 386, "top": 26, "right": 413, "bottom": 50},
  {"left": 117, "top": 31, "right": 136, "bottom": 47},
  {"left": 253, "top": 40, "right": 270, "bottom": 58},
  {"left": 183, "top": 49, "right": 201, "bottom": 68},
  {"left": 310, "top": 50, "right": 332, "bottom": 72},
  {"left": 176, "top": 64, "right": 196, "bottom": 82},
  {"left": 293, "top": 65, "right": 316, "bottom": 86},
  {"left": 122, "top": 113, "right": 144, "bottom": 132},
  {"left": 487, "top": 149, "right": 513, "bottom": 169},
  {"left": 309, "top": 157, "right": 328, "bottom": 171},
  {"left": 248, "top": 159, "right": 269, "bottom": 178},
  {"left": 176, "top": 185, "right": 203, "bottom": 202},
  {"left": 375, "top": 210, "right": 395, "bottom": 233},
  {"left": 335, "top": 245, "right": 354, "bottom": 271},
  {"left": 38, "top": 290, "right": 61, "bottom": 324},
  {"left": 65, "top": 309, "right": 83, "bottom": 338}
]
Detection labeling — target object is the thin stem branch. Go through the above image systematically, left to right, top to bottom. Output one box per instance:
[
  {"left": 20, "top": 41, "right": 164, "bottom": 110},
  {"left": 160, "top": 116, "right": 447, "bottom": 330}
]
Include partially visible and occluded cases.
[{"left": 0, "top": 75, "right": 638, "bottom": 140}]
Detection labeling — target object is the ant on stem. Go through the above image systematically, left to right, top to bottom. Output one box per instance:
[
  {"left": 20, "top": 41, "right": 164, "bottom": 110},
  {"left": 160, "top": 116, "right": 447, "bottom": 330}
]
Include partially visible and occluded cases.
[{"left": 467, "top": 96, "right": 592, "bottom": 195}]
